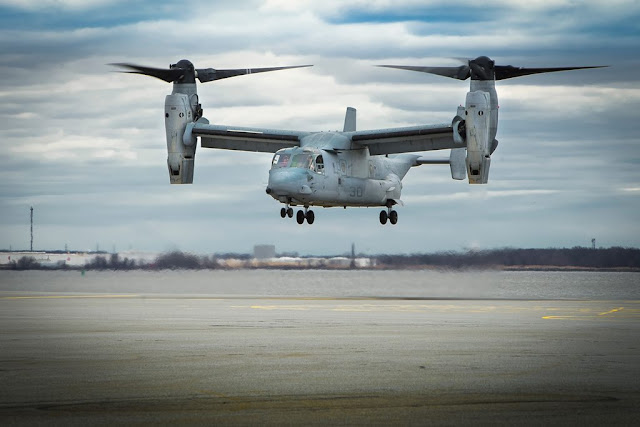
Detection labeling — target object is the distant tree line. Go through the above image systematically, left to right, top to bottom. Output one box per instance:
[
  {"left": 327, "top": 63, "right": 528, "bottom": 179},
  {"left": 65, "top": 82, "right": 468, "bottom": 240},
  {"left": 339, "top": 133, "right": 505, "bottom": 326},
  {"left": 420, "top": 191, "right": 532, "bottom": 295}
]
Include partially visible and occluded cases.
[
  {"left": 5, "top": 247, "right": 640, "bottom": 270},
  {"left": 375, "top": 247, "right": 640, "bottom": 269},
  {"left": 6, "top": 251, "right": 218, "bottom": 271},
  {"left": 84, "top": 251, "right": 219, "bottom": 270},
  {"left": 153, "top": 251, "right": 218, "bottom": 269},
  {"left": 85, "top": 253, "right": 138, "bottom": 270},
  {"left": 10, "top": 256, "right": 42, "bottom": 270}
]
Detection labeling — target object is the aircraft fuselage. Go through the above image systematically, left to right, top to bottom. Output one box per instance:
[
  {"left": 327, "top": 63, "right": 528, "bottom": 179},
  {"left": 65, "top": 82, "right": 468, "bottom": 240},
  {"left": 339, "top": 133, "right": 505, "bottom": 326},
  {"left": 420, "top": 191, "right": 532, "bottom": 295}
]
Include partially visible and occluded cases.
[{"left": 266, "top": 132, "right": 415, "bottom": 208}]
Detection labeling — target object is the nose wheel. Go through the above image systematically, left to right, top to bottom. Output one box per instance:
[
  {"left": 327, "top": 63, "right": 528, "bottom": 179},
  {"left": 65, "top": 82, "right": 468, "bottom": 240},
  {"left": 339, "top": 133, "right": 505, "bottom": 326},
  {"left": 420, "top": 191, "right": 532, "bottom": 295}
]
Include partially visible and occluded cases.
[
  {"left": 281, "top": 205, "right": 314, "bottom": 224},
  {"left": 280, "top": 207, "right": 293, "bottom": 218},
  {"left": 379, "top": 208, "right": 398, "bottom": 225}
]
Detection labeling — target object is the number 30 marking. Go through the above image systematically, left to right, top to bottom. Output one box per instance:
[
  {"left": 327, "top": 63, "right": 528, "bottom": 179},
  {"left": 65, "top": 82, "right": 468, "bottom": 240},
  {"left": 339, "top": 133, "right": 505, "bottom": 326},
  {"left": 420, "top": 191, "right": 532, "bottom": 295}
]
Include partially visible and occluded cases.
[{"left": 350, "top": 187, "right": 363, "bottom": 197}]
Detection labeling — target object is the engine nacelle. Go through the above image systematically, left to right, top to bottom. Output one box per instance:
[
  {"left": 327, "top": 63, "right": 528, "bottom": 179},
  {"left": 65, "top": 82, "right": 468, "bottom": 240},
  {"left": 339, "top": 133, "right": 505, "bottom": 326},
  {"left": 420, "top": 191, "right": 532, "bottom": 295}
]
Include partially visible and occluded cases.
[
  {"left": 464, "top": 91, "right": 491, "bottom": 184},
  {"left": 165, "top": 93, "right": 196, "bottom": 184}
]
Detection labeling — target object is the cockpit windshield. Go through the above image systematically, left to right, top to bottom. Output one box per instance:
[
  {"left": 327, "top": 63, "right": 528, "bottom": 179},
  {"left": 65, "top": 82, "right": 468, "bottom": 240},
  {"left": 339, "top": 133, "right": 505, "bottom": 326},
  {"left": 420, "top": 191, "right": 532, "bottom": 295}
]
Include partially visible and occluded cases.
[
  {"left": 271, "top": 150, "right": 324, "bottom": 174},
  {"left": 271, "top": 153, "right": 291, "bottom": 169},
  {"left": 290, "top": 153, "right": 313, "bottom": 170}
]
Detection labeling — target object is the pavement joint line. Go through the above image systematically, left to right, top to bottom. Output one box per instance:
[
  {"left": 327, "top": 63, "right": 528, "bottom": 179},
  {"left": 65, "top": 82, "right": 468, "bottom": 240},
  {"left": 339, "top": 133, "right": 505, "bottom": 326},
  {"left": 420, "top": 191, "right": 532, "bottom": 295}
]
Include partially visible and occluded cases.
[
  {"left": 0, "top": 295, "right": 627, "bottom": 301},
  {"left": 1, "top": 295, "right": 140, "bottom": 300},
  {"left": 599, "top": 307, "right": 624, "bottom": 316}
]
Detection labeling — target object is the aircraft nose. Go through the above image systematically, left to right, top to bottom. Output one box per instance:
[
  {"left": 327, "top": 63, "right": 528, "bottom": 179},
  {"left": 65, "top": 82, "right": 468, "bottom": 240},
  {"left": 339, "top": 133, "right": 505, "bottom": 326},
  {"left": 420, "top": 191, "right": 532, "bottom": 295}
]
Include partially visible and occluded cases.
[{"left": 267, "top": 168, "right": 310, "bottom": 197}]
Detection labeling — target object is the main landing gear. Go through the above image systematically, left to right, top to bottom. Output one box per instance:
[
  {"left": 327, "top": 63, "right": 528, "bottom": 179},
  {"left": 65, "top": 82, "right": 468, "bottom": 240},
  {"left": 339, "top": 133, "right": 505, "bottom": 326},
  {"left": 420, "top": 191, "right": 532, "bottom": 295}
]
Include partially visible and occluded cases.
[
  {"left": 280, "top": 204, "right": 314, "bottom": 225},
  {"left": 379, "top": 207, "right": 398, "bottom": 225},
  {"left": 296, "top": 208, "right": 314, "bottom": 225}
]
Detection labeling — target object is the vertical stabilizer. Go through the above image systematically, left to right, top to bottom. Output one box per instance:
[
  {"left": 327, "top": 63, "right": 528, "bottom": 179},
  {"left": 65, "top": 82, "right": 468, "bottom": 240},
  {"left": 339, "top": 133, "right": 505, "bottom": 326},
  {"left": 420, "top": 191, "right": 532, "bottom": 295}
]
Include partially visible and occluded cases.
[{"left": 343, "top": 107, "right": 356, "bottom": 132}]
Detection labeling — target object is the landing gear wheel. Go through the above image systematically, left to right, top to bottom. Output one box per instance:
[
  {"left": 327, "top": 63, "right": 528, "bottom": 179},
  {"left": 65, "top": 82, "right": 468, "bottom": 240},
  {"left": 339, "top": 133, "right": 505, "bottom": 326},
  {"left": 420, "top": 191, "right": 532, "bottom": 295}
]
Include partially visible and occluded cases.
[
  {"left": 280, "top": 207, "right": 287, "bottom": 218},
  {"left": 287, "top": 207, "right": 294, "bottom": 218},
  {"left": 296, "top": 210, "right": 305, "bottom": 224},
  {"left": 306, "top": 210, "right": 315, "bottom": 225},
  {"left": 379, "top": 210, "right": 388, "bottom": 225},
  {"left": 389, "top": 210, "right": 398, "bottom": 225}
]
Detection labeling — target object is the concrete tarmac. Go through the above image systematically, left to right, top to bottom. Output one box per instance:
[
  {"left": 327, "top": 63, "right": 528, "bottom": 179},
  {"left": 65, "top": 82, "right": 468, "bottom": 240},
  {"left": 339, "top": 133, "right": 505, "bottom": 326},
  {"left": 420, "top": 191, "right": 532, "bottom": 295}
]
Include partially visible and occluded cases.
[{"left": 1, "top": 293, "right": 639, "bottom": 425}]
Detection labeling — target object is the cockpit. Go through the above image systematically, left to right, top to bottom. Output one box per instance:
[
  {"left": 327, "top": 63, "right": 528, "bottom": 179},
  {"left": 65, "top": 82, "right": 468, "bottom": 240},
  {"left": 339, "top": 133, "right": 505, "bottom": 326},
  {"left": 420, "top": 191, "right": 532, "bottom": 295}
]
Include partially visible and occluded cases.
[{"left": 271, "top": 148, "right": 324, "bottom": 174}]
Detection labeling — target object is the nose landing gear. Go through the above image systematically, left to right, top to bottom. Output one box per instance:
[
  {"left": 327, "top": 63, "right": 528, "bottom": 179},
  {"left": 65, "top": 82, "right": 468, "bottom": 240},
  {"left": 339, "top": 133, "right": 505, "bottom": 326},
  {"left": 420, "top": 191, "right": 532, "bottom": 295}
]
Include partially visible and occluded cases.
[
  {"left": 280, "top": 204, "right": 314, "bottom": 224},
  {"left": 280, "top": 206, "right": 293, "bottom": 218}
]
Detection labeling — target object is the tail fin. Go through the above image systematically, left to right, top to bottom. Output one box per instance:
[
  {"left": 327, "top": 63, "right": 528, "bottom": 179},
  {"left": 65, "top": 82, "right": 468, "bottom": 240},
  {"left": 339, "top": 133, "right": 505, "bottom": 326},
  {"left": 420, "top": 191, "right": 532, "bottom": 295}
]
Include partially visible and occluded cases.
[{"left": 343, "top": 107, "right": 356, "bottom": 132}]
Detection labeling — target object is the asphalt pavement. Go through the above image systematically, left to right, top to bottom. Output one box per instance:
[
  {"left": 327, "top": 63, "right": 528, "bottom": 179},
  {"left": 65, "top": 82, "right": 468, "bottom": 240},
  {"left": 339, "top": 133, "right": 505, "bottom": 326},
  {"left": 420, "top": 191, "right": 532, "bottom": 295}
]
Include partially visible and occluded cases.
[{"left": 1, "top": 293, "right": 639, "bottom": 425}]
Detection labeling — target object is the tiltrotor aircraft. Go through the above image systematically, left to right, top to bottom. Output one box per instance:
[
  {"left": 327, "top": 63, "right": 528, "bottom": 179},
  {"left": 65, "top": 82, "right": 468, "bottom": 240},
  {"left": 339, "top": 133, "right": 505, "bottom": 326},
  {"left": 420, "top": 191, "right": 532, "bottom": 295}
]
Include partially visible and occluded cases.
[{"left": 113, "top": 57, "right": 602, "bottom": 225}]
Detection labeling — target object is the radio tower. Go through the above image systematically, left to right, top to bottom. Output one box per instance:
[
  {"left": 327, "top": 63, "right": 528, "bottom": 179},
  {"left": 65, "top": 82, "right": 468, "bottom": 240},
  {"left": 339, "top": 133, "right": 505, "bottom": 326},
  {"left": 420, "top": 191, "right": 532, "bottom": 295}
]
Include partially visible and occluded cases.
[{"left": 30, "top": 206, "right": 33, "bottom": 252}]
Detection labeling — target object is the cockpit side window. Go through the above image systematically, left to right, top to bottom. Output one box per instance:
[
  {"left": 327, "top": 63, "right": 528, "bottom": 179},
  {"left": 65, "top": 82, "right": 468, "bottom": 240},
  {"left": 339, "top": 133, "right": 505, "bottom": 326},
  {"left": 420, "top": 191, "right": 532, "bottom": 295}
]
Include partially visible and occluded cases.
[
  {"left": 271, "top": 153, "right": 291, "bottom": 169},
  {"left": 315, "top": 155, "right": 324, "bottom": 174}
]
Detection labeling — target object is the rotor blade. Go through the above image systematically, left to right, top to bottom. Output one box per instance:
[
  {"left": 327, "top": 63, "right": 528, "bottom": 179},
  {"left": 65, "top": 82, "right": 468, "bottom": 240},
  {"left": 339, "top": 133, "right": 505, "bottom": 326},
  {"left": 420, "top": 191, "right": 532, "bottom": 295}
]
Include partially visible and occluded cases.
[
  {"left": 451, "top": 57, "right": 471, "bottom": 64},
  {"left": 110, "top": 63, "right": 185, "bottom": 83},
  {"left": 196, "top": 65, "right": 313, "bottom": 83},
  {"left": 378, "top": 65, "right": 471, "bottom": 80},
  {"left": 494, "top": 65, "right": 607, "bottom": 80}
]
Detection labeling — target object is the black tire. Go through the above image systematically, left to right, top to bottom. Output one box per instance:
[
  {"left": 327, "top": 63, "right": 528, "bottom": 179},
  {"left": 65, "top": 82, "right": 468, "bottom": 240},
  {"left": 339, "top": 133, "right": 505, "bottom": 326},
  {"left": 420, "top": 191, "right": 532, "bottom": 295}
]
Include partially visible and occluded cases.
[
  {"left": 280, "top": 207, "right": 286, "bottom": 218},
  {"left": 287, "top": 208, "right": 294, "bottom": 218},
  {"left": 296, "top": 210, "right": 305, "bottom": 224},
  {"left": 306, "top": 210, "right": 315, "bottom": 225},
  {"left": 379, "top": 210, "right": 388, "bottom": 225},
  {"left": 389, "top": 210, "right": 398, "bottom": 225}
]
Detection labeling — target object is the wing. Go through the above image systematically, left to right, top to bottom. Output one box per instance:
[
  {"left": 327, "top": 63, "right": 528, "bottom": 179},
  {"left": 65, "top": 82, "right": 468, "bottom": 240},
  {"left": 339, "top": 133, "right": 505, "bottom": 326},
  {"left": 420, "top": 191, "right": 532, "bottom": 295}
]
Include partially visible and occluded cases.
[
  {"left": 192, "top": 122, "right": 308, "bottom": 153},
  {"left": 349, "top": 123, "right": 458, "bottom": 155}
]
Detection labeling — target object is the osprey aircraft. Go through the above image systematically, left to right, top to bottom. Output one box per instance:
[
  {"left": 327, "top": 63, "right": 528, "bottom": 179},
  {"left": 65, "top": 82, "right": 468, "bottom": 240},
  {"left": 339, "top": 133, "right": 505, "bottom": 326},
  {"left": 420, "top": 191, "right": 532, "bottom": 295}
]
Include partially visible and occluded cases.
[{"left": 113, "top": 57, "right": 603, "bottom": 225}]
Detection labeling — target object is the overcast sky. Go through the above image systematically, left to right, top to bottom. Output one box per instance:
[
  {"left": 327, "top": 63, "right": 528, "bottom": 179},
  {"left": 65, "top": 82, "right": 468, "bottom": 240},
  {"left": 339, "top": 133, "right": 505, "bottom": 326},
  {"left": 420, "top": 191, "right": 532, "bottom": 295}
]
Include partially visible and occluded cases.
[{"left": 0, "top": 0, "right": 638, "bottom": 255}]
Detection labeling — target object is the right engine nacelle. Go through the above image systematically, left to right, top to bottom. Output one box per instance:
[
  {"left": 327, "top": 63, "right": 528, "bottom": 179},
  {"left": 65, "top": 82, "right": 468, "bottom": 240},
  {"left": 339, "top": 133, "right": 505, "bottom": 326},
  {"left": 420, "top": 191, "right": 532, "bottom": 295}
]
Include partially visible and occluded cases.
[
  {"left": 464, "top": 90, "right": 491, "bottom": 184},
  {"left": 165, "top": 93, "right": 196, "bottom": 184}
]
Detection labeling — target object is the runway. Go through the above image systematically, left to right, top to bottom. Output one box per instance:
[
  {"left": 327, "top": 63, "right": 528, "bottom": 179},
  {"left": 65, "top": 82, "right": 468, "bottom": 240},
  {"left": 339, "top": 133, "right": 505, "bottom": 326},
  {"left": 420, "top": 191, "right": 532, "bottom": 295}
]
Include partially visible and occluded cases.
[{"left": 1, "top": 271, "right": 639, "bottom": 424}]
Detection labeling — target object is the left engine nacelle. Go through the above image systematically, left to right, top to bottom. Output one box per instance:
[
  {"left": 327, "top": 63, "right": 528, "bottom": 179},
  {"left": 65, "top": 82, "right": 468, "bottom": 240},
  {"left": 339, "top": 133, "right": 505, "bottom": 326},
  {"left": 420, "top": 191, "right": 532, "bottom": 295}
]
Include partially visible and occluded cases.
[{"left": 165, "top": 93, "right": 196, "bottom": 184}]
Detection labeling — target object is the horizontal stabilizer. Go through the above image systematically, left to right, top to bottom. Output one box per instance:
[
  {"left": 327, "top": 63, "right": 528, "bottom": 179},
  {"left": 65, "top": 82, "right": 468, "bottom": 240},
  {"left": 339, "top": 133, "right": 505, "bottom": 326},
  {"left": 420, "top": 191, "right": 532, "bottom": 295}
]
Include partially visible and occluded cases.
[
  {"left": 449, "top": 148, "right": 466, "bottom": 180},
  {"left": 416, "top": 158, "right": 449, "bottom": 165}
]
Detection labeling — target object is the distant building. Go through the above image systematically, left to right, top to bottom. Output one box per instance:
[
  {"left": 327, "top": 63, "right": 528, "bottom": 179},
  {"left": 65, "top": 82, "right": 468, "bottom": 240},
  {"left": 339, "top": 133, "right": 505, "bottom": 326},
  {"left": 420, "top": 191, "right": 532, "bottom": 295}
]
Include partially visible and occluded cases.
[{"left": 254, "top": 245, "right": 276, "bottom": 259}]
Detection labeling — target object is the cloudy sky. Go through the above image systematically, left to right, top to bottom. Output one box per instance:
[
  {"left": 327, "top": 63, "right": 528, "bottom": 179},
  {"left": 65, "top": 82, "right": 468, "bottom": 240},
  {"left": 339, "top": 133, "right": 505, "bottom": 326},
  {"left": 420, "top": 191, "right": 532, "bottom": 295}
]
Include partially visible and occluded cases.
[{"left": 1, "top": 0, "right": 638, "bottom": 255}]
